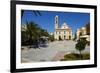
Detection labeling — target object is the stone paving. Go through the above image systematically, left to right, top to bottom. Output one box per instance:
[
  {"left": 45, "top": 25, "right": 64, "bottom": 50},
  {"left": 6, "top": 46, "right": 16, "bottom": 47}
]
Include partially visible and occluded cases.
[{"left": 21, "top": 40, "right": 90, "bottom": 63}]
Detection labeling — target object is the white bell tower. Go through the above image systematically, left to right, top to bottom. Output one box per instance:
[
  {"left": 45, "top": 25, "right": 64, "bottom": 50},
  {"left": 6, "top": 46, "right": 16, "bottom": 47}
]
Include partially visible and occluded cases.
[{"left": 55, "top": 15, "right": 59, "bottom": 29}]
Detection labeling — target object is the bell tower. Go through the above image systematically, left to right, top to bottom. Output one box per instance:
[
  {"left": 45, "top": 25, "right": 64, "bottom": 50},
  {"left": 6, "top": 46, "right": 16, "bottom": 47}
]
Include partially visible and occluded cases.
[{"left": 55, "top": 15, "right": 59, "bottom": 29}]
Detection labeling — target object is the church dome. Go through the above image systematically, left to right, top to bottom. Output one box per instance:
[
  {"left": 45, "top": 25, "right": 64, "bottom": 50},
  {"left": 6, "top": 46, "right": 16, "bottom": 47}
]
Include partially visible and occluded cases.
[{"left": 61, "top": 22, "right": 69, "bottom": 29}]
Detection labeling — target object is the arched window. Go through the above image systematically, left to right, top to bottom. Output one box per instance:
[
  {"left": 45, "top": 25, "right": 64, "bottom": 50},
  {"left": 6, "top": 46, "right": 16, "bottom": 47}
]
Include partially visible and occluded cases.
[{"left": 64, "top": 31, "right": 66, "bottom": 34}]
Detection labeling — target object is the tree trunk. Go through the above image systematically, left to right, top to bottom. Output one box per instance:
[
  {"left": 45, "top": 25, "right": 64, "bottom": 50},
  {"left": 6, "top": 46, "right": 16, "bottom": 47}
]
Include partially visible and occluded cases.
[
  {"left": 29, "top": 35, "right": 32, "bottom": 48},
  {"left": 80, "top": 51, "right": 82, "bottom": 60}
]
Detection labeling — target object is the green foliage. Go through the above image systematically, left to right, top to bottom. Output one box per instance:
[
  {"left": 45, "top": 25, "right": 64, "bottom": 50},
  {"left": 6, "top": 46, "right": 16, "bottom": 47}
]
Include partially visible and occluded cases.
[
  {"left": 21, "top": 21, "right": 53, "bottom": 47},
  {"left": 22, "top": 22, "right": 41, "bottom": 46},
  {"left": 40, "top": 29, "right": 49, "bottom": 37},
  {"left": 21, "top": 31, "right": 29, "bottom": 45},
  {"left": 48, "top": 35, "right": 55, "bottom": 42},
  {"left": 75, "top": 39, "right": 87, "bottom": 59},
  {"left": 75, "top": 39, "right": 86, "bottom": 51},
  {"left": 60, "top": 53, "right": 90, "bottom": 61}
]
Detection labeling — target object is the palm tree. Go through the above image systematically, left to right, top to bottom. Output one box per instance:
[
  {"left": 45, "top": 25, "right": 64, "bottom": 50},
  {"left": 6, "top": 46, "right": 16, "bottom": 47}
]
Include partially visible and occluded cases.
[
  {"left": 21, "top": 10, "right": 43, "bottom": 48},
  {"left": 26, "top": 22, "right": 40, "bottom": 48}
]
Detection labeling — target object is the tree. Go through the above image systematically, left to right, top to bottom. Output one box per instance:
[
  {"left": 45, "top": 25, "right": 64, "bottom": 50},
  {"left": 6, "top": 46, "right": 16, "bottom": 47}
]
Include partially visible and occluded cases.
[
  {"left": 22, "top": 21, "right": 51, "bottom": 48},
  {"left": 25, "top": 22, "right": 40, "bottom": 48},
  {"left": 21, "top": 30, "right": 28, "bottom": 45},
  {"left": 48, "top": 35, "right": 55, "bottom": 42},
  {"left": 75, "top": 39, "right": 87, "bottom": 59}
]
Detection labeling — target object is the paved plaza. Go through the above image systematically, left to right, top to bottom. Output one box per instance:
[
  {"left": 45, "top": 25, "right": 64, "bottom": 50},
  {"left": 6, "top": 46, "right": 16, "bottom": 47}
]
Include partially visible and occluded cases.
[{"left": 21, "top": 40, "right": 90, "bottom": 63}]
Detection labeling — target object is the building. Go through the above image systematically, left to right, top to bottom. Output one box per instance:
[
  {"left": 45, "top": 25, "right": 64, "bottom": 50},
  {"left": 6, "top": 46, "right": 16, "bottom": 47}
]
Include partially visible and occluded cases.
[
  {"left": 54, "top": 15, "right": 72, "bottom": 40},
  {"left": 76, "top": 23, "right": 90, "bottom": 41},
  {"left": 21, "top": 24, "right": 27, "bottom": 31},
  {"left": 49, "top": 32, "right": 54, "bottom": 36}
]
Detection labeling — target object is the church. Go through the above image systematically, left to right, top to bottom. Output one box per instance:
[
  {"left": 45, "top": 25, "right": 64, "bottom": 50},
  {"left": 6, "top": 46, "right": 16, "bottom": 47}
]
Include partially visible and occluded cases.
[{"left": 54, "top": 15, "right": 72, "bottom": 40}]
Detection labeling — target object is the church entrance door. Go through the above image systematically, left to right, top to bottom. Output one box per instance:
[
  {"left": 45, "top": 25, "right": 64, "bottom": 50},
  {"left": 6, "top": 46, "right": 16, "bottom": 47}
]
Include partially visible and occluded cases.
[{"left": 64, "top": 35, "right": 66, "bottom": 40}]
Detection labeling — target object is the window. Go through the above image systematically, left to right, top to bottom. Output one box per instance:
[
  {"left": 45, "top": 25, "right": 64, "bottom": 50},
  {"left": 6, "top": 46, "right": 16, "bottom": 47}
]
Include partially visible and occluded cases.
[
  {"left": 56, "top": 31, "right": 57, "bottom": 34},
  {"left": 64, "top": 31, "right": 66, "bottom": 34}
]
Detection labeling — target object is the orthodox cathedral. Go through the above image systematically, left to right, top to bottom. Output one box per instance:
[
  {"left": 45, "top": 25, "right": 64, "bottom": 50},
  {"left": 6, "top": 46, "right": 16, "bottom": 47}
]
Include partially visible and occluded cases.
[{"left": 54, "top": 15, "right": 72, "bottom": 40}]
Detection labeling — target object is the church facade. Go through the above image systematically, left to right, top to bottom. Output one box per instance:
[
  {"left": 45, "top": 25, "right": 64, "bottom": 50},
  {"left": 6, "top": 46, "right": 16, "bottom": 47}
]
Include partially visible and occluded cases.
[{"left": 54, "top": 15, "right": 72, "bottom": 40}]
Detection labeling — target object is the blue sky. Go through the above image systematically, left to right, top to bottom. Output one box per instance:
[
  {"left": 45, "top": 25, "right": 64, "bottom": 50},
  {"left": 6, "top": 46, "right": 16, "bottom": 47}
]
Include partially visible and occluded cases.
[{"left": 21, "top": 10, "right": 90, "bottom": 34}]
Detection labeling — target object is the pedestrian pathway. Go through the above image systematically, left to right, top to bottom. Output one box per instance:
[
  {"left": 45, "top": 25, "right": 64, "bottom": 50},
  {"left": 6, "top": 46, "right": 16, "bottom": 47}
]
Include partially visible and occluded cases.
[{"left": 21, "top": 40, "right": 90, "bottom": 63}]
